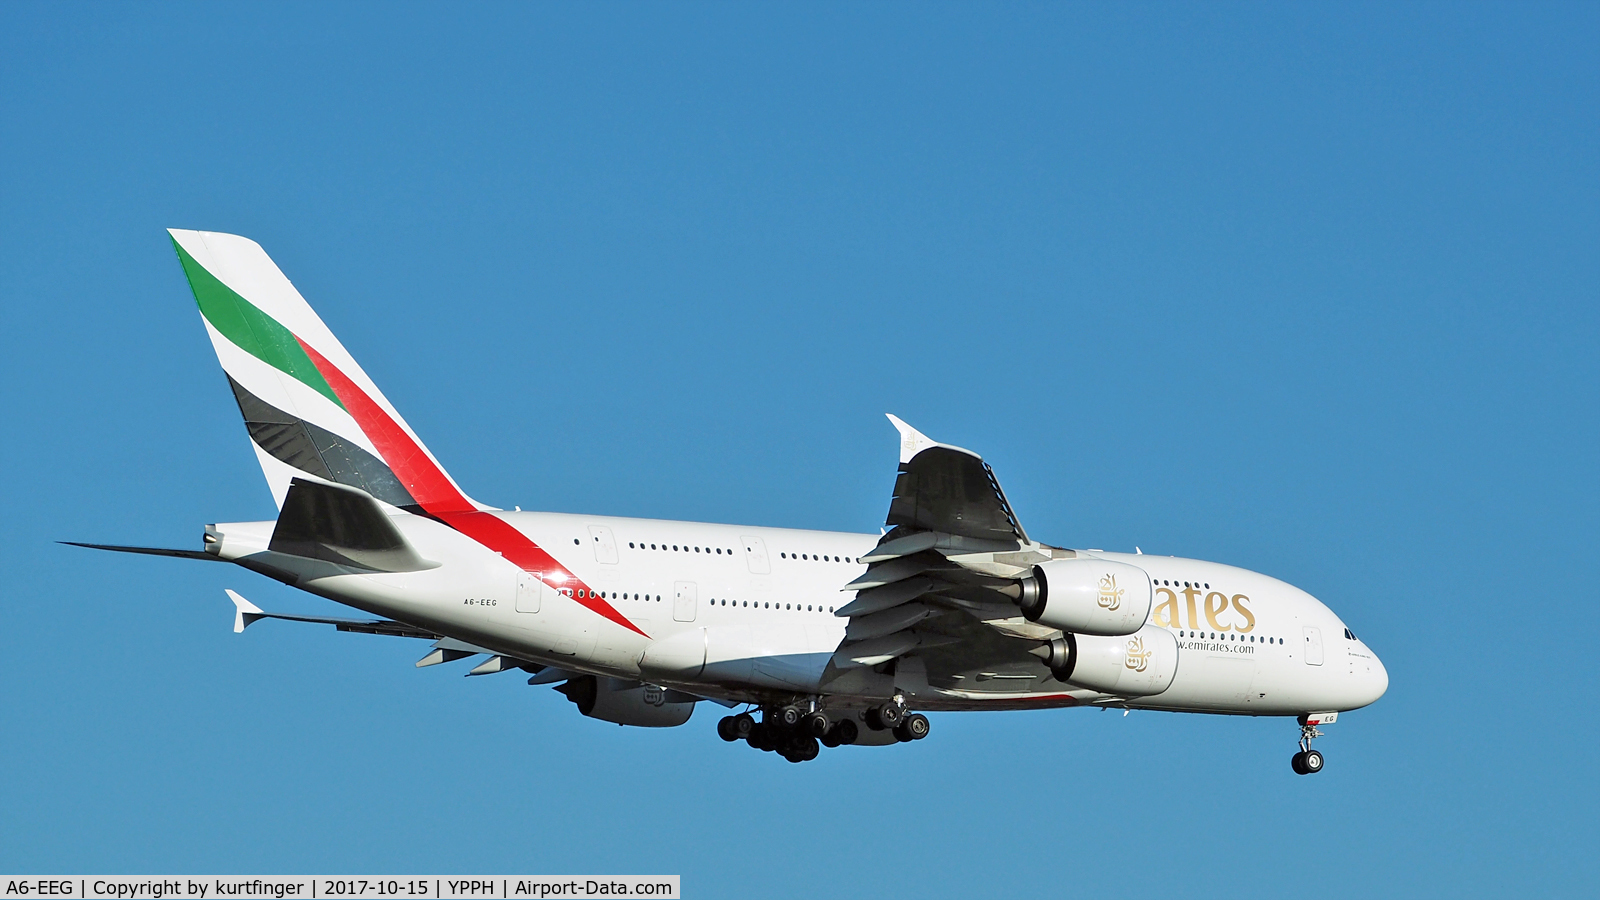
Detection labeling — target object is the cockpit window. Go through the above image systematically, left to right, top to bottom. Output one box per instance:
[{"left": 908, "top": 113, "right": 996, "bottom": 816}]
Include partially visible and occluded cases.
[{"left": 1344, "top": 628, "right": 1359, "bottom": 641}]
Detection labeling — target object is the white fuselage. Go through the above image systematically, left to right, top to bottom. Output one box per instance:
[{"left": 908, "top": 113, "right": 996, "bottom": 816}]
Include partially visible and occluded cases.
[{"left": 210, "top": 507, "right": 1388, "bottom": 718}]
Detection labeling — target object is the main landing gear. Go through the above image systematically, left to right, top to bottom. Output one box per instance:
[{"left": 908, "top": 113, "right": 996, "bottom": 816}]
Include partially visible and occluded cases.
[
  {"left": 862, "top": 695, "right": 930, "bottom": 742},
  {"left": 716, "top": 698, "right": 930, "bottom": 763},
  {"left": 1291, "top": 712, "right": 1335, "bottom": 775}
]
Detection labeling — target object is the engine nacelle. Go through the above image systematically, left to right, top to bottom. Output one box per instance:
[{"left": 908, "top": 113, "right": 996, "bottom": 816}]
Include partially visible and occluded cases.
[
  {"left": 1017, "top": 558, "right": 1152, "bottom": 636},
  {"left": 1035, "top": 625, "right": 1178, "bottom": 696},
  {"left": 556, "top": 675, "right": 696, "bottom": 727}
]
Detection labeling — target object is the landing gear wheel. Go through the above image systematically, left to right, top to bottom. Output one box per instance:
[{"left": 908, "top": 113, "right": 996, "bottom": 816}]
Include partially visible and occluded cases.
[
  {"left": 878, "top": 703, "right": 904, "bottom": 728},
  {"left": 776, "top": 706, "right": 802, "bottom": 728},
  {"left": 863, "top": 707, "right": 884, "bottom": 731},
  {"left": 802, "top": 711, "right": 830, "bottom": 737},
  {"left": 731, "top": 712, "right": 755, "bottom": 739},
  {"left": 903, "top": 713, "right": 930, "bottom": 740},
  {"left": 716, "top": 716, "right": 739, "bottom": 742},
  {"left": 1292, "top": 716, "right": 1327, "bottom": 775},
  {"left": 831, "top": 718, "right": 859, "bottom": 745},
  {"left": 893, "top": 721, "right": 915, "bottom": 742},
  {"left": 747, "top": 723, "right": 773, "bottom": 751},
  {"left": 779, "top": 734, "right": 819, "bottom": 763},
  {"left": 1302, "top": 749, "right": 1324, "bottom": 774}
]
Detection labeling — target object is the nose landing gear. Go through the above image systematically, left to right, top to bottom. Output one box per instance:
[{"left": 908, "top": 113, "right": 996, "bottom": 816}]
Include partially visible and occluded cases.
[{"left": 1291, "top": 712, "right": 1335, "bottom": 775}]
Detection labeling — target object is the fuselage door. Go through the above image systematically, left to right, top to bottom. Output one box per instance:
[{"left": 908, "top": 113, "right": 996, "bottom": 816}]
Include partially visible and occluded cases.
[
  {"left": 588, "top": 525, "right": 619, "bottom": 564},
  {"left": 741, "top": 535, "right": 771, "bottom": 574},
  {"left": 516, "top": 571, "right": 541, "bottom": 613},
  {"left": 674, "top": 581, "right": 698, "bottom": 623},
  {"left": 1303, "top": 626, "right": 1324, "bottom": 666}
]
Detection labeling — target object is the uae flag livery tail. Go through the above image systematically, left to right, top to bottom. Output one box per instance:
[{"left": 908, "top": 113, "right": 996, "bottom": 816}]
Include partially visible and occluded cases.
[{"left": 169, "top": 229, "right": 480, "bottom": 515}]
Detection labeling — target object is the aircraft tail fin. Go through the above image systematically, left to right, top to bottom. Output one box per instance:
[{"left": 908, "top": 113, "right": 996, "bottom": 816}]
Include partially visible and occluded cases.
[{"left": 169, "top": 229, "right": 482, "bottom": 513}]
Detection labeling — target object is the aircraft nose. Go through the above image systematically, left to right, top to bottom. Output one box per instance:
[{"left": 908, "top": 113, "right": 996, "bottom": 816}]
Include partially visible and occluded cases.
[{"left": 1359, "top": 651, "right": 1389, "bottom": 707}]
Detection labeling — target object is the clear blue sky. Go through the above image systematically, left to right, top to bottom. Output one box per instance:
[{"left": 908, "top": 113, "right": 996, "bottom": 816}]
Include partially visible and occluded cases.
[{"left": 1, "top": 2, "right": 1594, "bottom": 896}]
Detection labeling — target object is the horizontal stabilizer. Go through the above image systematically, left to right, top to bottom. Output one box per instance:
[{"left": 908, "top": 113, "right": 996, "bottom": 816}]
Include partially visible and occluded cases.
[
  {"left": 61, "top": 541, "right": 221, "bottom": 562},
  {"left": 227, "top": 588, "right": 265, "bottom": 633},
  {"left": 223, "top": 589, "right": 438, "bottom": 639}
]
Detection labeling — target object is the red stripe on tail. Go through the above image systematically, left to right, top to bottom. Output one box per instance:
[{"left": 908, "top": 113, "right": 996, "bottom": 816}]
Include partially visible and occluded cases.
[{"left": 296, "top": 338, "right": 647, "bottom": 637}]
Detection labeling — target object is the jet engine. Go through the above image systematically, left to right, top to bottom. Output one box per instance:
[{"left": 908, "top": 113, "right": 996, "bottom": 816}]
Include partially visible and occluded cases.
[
  {"left": 1016, "top": 558, "right": 1152, "bottom": 636},
  {"left": 1032, "top": 624, "right": 1178, "bottom": 696},
  {"left": 556, "top": 675, "right": 696, "bottom": 727}
]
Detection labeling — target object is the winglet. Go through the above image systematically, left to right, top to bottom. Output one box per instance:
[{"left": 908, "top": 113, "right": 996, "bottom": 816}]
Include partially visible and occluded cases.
[
  {"left": 885, "top": 414, "right": 981, "bottom": 464},
  {"left": 886, "top": 414, "right": 940, "bottom": 464},
  {"left": 225, "top": 588, "right": 265, "bottom": 633}
]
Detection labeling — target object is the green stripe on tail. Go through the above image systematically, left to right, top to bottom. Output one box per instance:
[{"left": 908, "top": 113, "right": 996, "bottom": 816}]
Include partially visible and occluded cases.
[{"left": 173, "top": 238, "right": 345, "bottom": 410}]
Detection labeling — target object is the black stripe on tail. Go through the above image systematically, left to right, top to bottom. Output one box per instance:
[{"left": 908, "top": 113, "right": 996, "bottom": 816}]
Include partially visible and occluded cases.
[{"left": 226, "top": 375, "right": 420, "bottom": 512}]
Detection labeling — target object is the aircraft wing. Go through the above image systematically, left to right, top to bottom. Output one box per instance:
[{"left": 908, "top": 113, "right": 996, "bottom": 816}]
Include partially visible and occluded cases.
[{"left": 828, "top": 417, "right": 1082, "bottom": 699}]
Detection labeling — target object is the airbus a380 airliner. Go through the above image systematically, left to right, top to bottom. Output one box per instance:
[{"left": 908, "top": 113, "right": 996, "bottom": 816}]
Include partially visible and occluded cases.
[{"left": 75, "top": 230, "right": 1387, "bottom": 772}]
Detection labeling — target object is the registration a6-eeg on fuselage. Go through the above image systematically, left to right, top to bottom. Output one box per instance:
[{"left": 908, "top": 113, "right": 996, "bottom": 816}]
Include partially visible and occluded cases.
[{"left": 75, "top": 230, "right": 1387, "bottom": 773}]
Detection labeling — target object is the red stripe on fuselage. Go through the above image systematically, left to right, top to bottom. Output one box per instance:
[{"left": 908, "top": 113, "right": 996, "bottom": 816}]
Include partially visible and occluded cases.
[{"left": 296, "top": 338, "right": 647, "bottom": 637}]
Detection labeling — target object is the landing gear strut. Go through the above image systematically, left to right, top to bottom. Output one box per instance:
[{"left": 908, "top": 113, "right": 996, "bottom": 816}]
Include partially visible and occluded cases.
[{"left": 1291, "top": 712, "right": 1333, "bottom": 775}]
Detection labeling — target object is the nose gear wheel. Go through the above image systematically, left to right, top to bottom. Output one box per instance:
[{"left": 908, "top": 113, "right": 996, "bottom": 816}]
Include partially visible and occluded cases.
[{"left": 1291, "top": 718, "right": 1326, "bottom": 775}]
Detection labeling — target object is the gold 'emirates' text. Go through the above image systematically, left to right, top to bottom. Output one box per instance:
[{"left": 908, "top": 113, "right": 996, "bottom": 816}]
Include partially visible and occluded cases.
[{"left": 1151, "top": 585, "right": 1255, "bottom": 632}]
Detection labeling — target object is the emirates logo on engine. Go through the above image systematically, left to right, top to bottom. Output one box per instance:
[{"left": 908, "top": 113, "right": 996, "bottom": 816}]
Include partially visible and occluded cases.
[
  {"left": 1097, "top": 573, "right": 1124, "bottom": 611},
  {"left": 1125, "top": 636, "right": 1152, "bottom": 673},
  {"left": 643, "top": 684, "right": 666, "bottom": 707}
]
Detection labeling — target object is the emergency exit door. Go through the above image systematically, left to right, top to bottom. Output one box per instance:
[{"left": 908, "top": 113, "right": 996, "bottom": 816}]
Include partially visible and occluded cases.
[
  {"left": 588, "top": 525, "right": 619, "bottom": 564},
  {"left": 741, "top": 535, "right": 771, "bottom": 574},
  {"left": 516, "top": 571, "right": 541, "bottom": 613},
  {"left": 674, "top": 581, "right": 698, "bottom": 623},
  {"left": 1303, "top": 626, "right": 1324, "bottom": 666}
]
